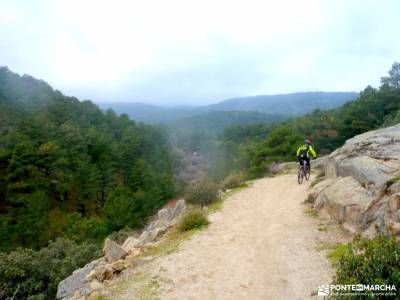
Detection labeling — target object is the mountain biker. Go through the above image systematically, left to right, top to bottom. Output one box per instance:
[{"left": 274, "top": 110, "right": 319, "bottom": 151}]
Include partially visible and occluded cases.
[{"left": 296, "top": 138, "right": 317, "bottom": 170}]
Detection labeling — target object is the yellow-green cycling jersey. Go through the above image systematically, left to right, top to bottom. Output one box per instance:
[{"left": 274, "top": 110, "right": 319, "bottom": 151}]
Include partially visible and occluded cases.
[{"left": 296, "top": 144, "right": 317, "bottom": 158}]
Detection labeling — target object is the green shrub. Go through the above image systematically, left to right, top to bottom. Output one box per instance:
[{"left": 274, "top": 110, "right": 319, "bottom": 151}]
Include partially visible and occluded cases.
[
  {"left": 221, "top": 172, "right": 246, "bottom": 190},
  {"left": 386, "top": 176, "right": 400, "bottom": 188},
  {"left": 186, "top": 178, "right": 218, "bottom": 206},
  {"left": 103, "top": 187, "right": 142, "bottom": 230},
  {"left": 178, "top": 211, "right": 210, "bottom": 232},
  {"left": 65, "top": 213, "right": 110, "bottom": 243},
  {"left": 107, "top": 227, "right": 138, "bottom": 245},
  {"left": 333, "top": 235, "right": 400, "bottom": 298},
  {"left": 0, "top": 238, "right": 101, "bottom": 300}
]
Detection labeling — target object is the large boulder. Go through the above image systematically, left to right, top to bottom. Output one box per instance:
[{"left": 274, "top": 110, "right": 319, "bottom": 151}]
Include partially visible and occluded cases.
[
  {"left": 310, "top": 124, "right": 400, "bottom": 236},
  {"left": 325, "top": 124, "right": 400, "bottom": 190},
  {"left": 312, "top": 156, "right": 328, "bottom": 171},
  {"left": 313, "top": 176, "right": 375, "bottom": 233},
  {"left": 306, "top": 178, "right": 336, "bottom": 204},
  {"left": 139, "top": 199, "right": 187, "bottom": 245},
  {"left": 171, "top": 199, "right": 186, "bottom": 220},
  {"left": 57, "top": 200, "right": 186, "bottom": 299},
  {"left": 122, "top": 237, "right": 140, "bottom": 252},
  {"left": 103, "top": 238, "right": 128, "bottom": 263},
  {"left": 57, "top": 259, "right": 105, "bottom": 299}
]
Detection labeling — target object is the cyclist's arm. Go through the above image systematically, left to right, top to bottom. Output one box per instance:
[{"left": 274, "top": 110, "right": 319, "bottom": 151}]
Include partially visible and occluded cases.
[
  {"left": 310, "top": 146, "right": 317, "bottom": 158},
  {"left": 296, "top": 147, "right": 301, "bottom": 157}
]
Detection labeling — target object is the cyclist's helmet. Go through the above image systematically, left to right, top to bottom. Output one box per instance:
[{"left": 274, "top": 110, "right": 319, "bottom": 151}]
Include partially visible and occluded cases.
[{"left": 305, "top": 138, "right": 313, "bottom": 145}]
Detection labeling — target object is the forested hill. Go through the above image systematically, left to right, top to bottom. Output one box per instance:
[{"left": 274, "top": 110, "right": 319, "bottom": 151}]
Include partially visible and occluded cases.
[
  {"left": 214, "top": 63, "right": 400, "bottom": 179},
  {"left": 0, "top": 66, "right": 175, "bottom": 252},
  {"left": 99, "top": 92, "right": 357, "bottom": 124},
  {"left": 202, "top": 92, "right": 358, "bottom": 114},
  {"left": 98, "top": 102, "right": 198, "bottom": 124},
  {"left": 165, "top": 111, "right": 287, "bottom": 151}
]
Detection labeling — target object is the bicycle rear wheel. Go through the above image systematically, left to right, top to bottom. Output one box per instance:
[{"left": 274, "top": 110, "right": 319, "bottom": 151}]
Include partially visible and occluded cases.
[{"left": 305, "top": 167, "right": 311, "bottom": 181}]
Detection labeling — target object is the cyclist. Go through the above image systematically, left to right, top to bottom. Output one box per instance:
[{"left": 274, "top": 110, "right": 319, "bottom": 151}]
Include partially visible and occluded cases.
[{"left": 296, "top": 138, "right": 317, "bottom": 171}]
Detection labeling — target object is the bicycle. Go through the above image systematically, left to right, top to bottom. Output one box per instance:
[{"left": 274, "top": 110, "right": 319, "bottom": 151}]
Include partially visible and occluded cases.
[{"left": 297, "top": 157, "right": 311, "bottom": 184}]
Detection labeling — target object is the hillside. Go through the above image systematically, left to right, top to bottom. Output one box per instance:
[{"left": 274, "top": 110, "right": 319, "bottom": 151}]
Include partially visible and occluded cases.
[
  {"left": 1, "top": 63, "right": 399, "bottom": 300},
  {"left": 0, "top": 67, "right": 176, "bottom": 299},
  {"left": 214, "top": 68, "right": 400, "bottom": 179},
  {"left": 99, "top": 92, "right": 357, "bottom": 124},
  {"left": 202, "top": 92, "right": 358, "bottom": 114},
  {"left": 97, "top": 102, "right": 199, "bottom": 124},
  {"left": 165, "top": 111, "right": 287, "bottom": 152},
  {"left": 54, "top": 124, "right": 400, "bottom": 300}
]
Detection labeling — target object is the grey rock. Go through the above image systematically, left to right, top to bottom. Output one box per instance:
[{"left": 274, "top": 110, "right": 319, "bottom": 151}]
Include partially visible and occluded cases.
[
  {"left": 312, "top": 124, "right": 400, "bottom": 236},
  {"left": 325, "top": 124, "right": 400, "bottom": 191},
  {"left": 326, "top": 155, "right": 395, "bottom": 191},
  {"left": 312, "top": 156, "right": 328, "bottom": 173},
  {"left": 314, "top": 176, "right": 374, "bottom": 233},
  {"left": 307, "top": 178, "right": 336, "bottom": 204},
  {"left": 388, "top": 182, "right": 400, "bottom": 194},
  {"left": 388, "top": 193, "right": 400, "bottom": 213},
  {"left": 140, "top": 199, "right": 186, "bottom": 245},
  {"left": 171, "top": 199, "right": 186, "bottom": 219},
  {"left": 58, "top": 200, "right": 187, "bottom": 298},
  {"left": 158, "top": 208, "right": 172, "bottom": 222},
  {"left": 147, "top": 219, "right": 160, "bottom": 231},
  {"left": 149, "top": 225, "right": 168, "bottom": 240},
  {"left": 138, "top": 230, "right": 152, "bottom": 245},
  {"left": 122, "top": 237, "right": 140, "bottom": 252},
  {"left": 103, "top": 238, "right": 128, "bottom": 263},
  {"left": 56, "top": 259, "right": 103, "bottom": 299},
  {"left": 93, "top": 264, "right": 114, "bottom": 282},
  {"left": 89, "top": 279, "right": 104, "bottom": 291}
]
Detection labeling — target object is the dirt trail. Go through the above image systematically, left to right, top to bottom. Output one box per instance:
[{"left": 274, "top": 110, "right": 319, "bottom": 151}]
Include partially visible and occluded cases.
[{"left": 117, "top": 174, "right": 342, "bottom": 299}]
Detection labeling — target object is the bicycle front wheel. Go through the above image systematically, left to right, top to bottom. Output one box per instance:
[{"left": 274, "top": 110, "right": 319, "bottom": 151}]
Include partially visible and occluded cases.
[{"left": 297, "top": 168, "right": 304, "bottom": 184}]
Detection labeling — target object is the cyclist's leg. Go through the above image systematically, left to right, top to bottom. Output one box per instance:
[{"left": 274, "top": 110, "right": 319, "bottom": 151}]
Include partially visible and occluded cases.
[
  {"left": 298, "top": 156, "right": 302, "bottom": 168},
  {"left": 306, "top": 157, "right": 310, "bottom": 170}
]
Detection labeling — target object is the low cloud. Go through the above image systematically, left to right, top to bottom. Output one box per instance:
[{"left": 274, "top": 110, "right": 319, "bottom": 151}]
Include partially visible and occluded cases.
[{"left": 0, "top": 0, "right": 399, "bottom": 104}]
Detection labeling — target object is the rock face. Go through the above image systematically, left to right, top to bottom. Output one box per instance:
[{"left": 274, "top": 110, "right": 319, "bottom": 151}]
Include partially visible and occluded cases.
[
  {"left": 309, "top": 124, "right": 400, "bottom": 236},
  {"left": 57, "top": 199, "right": 186, "bottom": 299},
  {"left": 139, "top": 199, "right": 186, "bottom": 245},
  {"left": 122, "top": 237, "right": 140, "bottom": 252},
  {"left": 103, "top": 239, "right": 128, "bottom": 262},
  {"left": 56, "top": 259, "right": 105, "bottom": 299}
]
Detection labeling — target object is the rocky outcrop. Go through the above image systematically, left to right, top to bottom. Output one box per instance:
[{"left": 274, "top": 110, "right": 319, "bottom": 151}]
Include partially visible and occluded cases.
[
  {"left": 309, "top": 124, "right": 400, "bottom": 236},
  {"left": 57, "top": 199, "right": 186, "bottom": 299},
  {"left": 103, "top": 239, "right": 127, "bottom": 262},
  {"left": 56, "top": 259, "right": 106, "bottom": 299}
]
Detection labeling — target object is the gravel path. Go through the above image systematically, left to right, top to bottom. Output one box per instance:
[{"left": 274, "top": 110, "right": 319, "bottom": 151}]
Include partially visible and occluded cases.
[{"left": 118, "top": 174, "right": 337, "bottom": 299}]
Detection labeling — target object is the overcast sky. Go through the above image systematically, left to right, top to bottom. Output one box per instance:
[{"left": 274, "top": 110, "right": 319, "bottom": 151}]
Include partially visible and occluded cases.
[{"left": 1, "top": 0, "right": 399, "bottom": 105}]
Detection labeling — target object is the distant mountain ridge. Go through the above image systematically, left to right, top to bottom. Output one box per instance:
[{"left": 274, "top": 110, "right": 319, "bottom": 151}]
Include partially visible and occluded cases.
[
  {"left": 99, "top": 92, "right": 358, "bottom": 124},
  {"left": 203, "top": 92, "right": 358, "bottom": 114},
  {"left": 98, "top": 102, "right": 198, "bottom": 124}
]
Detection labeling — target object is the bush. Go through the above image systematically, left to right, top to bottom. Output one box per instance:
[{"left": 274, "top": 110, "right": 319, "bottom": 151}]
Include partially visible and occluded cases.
[
  {"left": 221, "top": 172, "right": 246, "bottom": 190},
  {"left": 386, "top": 176, "right": 400, "bottom": 188},
  {"left": 185, "top": 178, "right": 218, "bottom": 206},
  {"left": 103, "top": 187, "right": 142, "bottom": 230},
  {"left": 178, "top": 211, "right": 210, "bottom": 232},
  {"left": 66, "top": 213, "right": 110, "bottom": 243},
  {"left": 107, "top": 227, "right": 138, "bottom": 245},
  {"left": 333, "top": 235, "right": 400, "bottom": 298},
  {"left": 0, "top": 238, "right": 101, "bottom": 300}
]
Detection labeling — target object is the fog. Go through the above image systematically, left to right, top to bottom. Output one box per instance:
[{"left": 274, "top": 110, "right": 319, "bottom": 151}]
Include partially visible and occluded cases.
[{"left": 1, "top": 0, "right": 399, "bottom": 105}]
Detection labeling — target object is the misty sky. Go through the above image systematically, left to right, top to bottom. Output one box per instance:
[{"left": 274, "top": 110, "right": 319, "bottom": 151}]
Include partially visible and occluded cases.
[{"left": 1, "top": 0, "right": 399, "bottom": 105}]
